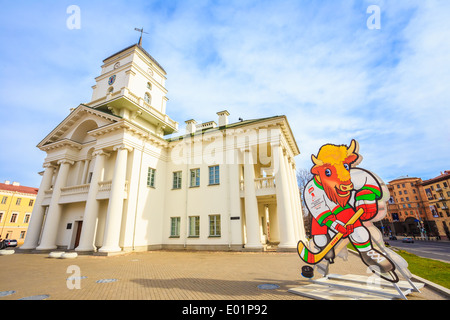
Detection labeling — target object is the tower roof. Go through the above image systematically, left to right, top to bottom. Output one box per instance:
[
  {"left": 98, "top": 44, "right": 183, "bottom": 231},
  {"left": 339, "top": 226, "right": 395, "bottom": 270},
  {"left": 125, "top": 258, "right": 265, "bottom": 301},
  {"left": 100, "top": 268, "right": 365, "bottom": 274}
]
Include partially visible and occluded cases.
[{"left": 103, "top": 44, "right": 166, "bottom": 74}]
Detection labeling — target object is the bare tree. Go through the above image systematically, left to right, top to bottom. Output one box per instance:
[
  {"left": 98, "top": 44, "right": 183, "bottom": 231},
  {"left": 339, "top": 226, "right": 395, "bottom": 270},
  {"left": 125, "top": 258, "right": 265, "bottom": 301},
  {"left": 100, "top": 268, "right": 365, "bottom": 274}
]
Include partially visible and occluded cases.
[{"left": 297, "top": 168, "right": 313, "bottom": 237}]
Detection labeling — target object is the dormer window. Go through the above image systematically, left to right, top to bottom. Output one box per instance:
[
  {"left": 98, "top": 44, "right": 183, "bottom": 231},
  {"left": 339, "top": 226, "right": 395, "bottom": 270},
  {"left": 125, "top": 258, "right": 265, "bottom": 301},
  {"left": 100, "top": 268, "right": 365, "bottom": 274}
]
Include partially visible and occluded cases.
[{"left": 144, "top": 92, "right": 151, "bottom": 105}]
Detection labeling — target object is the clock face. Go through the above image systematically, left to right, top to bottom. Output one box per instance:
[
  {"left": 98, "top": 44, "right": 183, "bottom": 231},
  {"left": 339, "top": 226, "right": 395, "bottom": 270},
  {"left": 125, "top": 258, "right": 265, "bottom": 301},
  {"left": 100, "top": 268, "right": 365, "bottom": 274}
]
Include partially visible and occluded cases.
[{"left": 108, "top": 75, "right": 116, "bottom": 85}]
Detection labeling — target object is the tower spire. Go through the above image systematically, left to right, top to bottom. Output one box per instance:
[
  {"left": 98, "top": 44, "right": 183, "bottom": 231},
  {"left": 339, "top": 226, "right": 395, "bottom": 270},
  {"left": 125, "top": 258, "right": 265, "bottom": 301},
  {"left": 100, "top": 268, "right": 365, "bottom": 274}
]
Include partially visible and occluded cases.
[{"left": 134, "top": 27, "right": 149, "bottom": 46}]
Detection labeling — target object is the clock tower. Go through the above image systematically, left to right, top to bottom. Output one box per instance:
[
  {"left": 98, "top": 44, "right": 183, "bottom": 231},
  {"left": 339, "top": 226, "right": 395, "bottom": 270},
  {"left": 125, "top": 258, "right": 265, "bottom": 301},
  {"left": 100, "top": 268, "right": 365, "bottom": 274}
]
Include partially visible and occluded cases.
[{"left": 87, "top": 43, "right": 178, "bottom": 136}]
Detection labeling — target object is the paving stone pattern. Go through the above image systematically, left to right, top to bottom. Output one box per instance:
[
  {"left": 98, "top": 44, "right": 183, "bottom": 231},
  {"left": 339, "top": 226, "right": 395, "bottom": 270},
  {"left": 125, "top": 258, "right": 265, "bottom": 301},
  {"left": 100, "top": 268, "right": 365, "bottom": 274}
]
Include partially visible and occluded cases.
[{"left": 0, "top": 250, "right": 445, "bottom": 300}]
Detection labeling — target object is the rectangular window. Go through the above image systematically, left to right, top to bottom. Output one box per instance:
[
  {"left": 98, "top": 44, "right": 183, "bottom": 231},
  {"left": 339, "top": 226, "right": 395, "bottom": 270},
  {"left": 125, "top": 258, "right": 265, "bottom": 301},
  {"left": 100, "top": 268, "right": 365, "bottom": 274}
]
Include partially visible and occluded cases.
[
  {"left": 209, "top": 165, "right": 220, "bottom": 185},
  {"left": 147, "top": 168, "right": 156, "bottom": 188},
  {"left": 190, "top": 168, "right": 200, "bottom": 187},
  {"left": 173, "top": 171, "right": 182, "bottom": 189},
  {"left": 87, "top": 172, "right": 93, "bottom": 184},
  {"left": 1, "top": 196, "right": 7, "bottom": 204},
  {"left": 15, "top": 198, "right": 21, "bottom": 206},
  {"left": 28, "top": 199, "right": 34, "bottom": 206},
  {"left": 0, "top": 212, "right": 3, "bottom": 222},
  {"left": 10, "top": 213, "right": 18, "bottom": 223},
  {"left": 24, "top": 214, "right": 31, "bottom": 224},
  {"left": 209, "top": 215, "right": 221, "bottom": 237},
  {"left": 189, "top": 216, "right": 200, "bottom": 237},
  {"left": 170, "top": 217, "right": 181, "bottom": 237},
  {"left": 20, "top": 231, "right": 26, "bottom": 239}
]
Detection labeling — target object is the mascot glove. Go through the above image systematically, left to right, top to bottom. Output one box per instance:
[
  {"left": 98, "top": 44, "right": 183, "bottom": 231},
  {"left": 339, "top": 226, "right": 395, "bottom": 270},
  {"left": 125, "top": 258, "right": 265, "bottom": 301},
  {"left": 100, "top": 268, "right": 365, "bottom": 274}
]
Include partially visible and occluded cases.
[
  {"left": 356, "top": 200, "right": 377, "bottom": 220},
  {"left": 325, "top": 215, "right": 354, "bottom": 237}
]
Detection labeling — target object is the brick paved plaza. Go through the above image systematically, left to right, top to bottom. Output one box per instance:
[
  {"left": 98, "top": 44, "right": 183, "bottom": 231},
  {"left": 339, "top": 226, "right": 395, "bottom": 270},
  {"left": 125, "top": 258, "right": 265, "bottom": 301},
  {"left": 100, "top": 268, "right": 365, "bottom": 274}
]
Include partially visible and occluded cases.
[{"left": 0, "top": 250, "right": 446, "bottom": 301}]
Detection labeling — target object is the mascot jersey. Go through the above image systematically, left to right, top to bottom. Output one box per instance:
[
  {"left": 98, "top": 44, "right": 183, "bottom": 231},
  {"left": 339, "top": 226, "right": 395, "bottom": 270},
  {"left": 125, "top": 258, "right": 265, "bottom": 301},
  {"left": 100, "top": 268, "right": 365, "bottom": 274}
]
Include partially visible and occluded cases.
[{"left": 304, "top": 168, "right": 381, "bottom": 251}]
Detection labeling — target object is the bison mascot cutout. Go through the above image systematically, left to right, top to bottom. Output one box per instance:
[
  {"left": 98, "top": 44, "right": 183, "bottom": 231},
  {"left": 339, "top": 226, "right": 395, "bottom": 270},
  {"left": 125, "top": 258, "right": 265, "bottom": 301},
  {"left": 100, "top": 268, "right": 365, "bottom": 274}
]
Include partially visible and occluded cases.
[{"left": 298, "top": 140, "right": 400, "bottom": 283}]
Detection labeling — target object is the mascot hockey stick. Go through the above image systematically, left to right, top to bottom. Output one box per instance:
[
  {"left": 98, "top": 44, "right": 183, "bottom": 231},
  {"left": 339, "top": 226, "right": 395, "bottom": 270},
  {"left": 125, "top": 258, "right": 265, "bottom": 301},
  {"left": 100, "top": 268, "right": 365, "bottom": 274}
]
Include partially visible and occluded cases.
[{"left": 297, "top": 208, "right": 364, "bottom": 264}]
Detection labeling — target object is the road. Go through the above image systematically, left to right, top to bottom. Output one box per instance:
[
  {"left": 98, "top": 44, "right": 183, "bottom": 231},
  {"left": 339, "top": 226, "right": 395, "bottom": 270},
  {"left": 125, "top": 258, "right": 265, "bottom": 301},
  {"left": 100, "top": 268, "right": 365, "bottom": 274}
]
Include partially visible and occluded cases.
[{"left": 386, "top": 238, "right": 450, "bottom": 263}]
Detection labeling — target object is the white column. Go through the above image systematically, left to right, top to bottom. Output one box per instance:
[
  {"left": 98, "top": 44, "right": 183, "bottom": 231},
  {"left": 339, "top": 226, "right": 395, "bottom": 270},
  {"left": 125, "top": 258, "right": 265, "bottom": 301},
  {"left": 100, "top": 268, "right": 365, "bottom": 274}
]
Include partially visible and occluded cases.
[
  {"left": 272, "top": 142, "right": 296, "bottom": 250},
  {"left": 99, "top": 145, "right": 131, "bottom": 253},
  {"left": 122, "top": 147, "right": 143, "bottom": 250},
  {"left": 243, "top": 148, "right": 262, "bottom": 250},
  {"left": 75, "top": 150, "right": 109, "bottom": 252},
  {"left": 285, "top": 156, "right": 300, "bottom": 241},
  {"left": 36, "top": 159, "right": 74, "bottom": 251},
  {"left": 80, "top": 159, "right": 90, "bottom": 184},
  {"left": 228, "top": 161, "right": 242, "bottom": 245},
  {"left": 289, "top": 161, "right": 307, "bottom": 242},
  {"left": 20, "top": 163, "right": 55, "bottom": 250}
]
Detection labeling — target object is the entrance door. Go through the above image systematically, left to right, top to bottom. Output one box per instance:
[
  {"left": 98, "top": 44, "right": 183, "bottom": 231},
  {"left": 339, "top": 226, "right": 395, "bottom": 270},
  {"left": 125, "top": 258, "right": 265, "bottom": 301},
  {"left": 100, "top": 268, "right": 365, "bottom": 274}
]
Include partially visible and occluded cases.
[{"left": 74, "top": 221, "right": 83, "bottom": 248}]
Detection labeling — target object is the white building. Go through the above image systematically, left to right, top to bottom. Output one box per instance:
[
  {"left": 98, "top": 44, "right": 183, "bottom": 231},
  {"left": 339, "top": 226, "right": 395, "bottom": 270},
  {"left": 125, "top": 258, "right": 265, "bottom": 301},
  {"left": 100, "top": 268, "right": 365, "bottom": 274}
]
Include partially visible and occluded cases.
[{"left": 21, "top": 43, "right": 305, "bottom": 255}]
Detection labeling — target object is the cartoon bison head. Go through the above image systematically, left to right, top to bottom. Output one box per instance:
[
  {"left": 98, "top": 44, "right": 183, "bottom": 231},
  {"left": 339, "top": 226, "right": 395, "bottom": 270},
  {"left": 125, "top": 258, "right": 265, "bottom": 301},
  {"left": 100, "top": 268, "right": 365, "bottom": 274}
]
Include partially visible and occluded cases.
[{"left": 310, "top": 140, "right": 360, "bottom": 207}]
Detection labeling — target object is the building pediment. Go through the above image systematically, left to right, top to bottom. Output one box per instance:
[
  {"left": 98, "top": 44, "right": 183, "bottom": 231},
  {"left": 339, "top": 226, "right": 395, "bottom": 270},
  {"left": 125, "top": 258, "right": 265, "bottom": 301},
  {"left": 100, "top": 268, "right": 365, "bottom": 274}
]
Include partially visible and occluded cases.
[{"left": 37, "top": 104, "right": 121, "bottom": 150}]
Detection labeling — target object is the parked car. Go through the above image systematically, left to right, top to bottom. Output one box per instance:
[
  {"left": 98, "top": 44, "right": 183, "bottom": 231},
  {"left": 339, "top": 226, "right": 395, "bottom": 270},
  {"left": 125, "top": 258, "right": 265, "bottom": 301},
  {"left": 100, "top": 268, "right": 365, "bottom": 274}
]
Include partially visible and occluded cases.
[
  {"left": 389, "top": 235, "right": 398, "bottom": 240},
  {"left": 402, "top": 237, "right": 414, "bottom": 243},
  {"left": 3, "top": 239, "right": 18, "bottom": 247}
]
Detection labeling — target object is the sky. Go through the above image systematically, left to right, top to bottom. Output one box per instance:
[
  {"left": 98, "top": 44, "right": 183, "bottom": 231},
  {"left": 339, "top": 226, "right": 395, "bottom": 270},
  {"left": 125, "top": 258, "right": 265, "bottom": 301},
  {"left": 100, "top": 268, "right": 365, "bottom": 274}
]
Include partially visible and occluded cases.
[{"left": 0, "top": 0, "right": 449, "bottom": 188}]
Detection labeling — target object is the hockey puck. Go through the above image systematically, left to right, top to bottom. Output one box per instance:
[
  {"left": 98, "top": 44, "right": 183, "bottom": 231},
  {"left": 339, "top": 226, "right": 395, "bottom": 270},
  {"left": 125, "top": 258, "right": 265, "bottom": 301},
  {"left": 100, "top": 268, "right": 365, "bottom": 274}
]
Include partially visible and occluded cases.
[{"left": 301, "top": 266, "right": 314, "bottom": 278}]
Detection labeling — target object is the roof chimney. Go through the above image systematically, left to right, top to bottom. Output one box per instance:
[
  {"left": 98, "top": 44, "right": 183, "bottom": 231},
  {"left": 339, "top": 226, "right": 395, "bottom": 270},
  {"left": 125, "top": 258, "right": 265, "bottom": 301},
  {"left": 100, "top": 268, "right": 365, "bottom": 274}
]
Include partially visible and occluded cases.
[
  {"left": 217, "top": 110, "right": 230, "bottom": 127},
  {"left": 185, "top": 119, "right": 197, "bottom": 134}
]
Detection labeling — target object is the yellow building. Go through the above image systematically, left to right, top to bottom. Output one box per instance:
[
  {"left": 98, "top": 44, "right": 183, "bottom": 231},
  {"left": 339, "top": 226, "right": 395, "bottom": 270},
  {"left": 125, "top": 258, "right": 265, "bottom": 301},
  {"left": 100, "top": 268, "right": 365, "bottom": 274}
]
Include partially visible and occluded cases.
[{"left": 0, "top": 181, "right": 38, "bottom": 245}]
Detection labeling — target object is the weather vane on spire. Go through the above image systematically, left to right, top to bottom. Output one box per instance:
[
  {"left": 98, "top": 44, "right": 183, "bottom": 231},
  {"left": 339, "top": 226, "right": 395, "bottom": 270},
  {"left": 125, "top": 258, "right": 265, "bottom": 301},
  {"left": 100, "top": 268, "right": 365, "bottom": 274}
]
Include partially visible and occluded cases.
[{"left": 134, "top": 27, "right": 149, "bottom": 46}]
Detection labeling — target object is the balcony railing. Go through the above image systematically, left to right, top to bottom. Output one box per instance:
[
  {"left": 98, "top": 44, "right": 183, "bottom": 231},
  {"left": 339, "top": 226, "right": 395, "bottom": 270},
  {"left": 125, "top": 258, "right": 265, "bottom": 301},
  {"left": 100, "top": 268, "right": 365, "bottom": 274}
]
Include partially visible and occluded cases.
[
  {"left": 87, "top": 88, "right": 178, "bottom": 131},
  {"left": 240, "top": 176, "right": 276, "bottom": 197},
  {"left": 254, "top": 177, "right": 276, "bottom": 189},
  {"left": 42, "top": 180, "right": 129, "bottom": 204},
  {"left": 60, "top": 184, "right": 90, "bottom": 196}
]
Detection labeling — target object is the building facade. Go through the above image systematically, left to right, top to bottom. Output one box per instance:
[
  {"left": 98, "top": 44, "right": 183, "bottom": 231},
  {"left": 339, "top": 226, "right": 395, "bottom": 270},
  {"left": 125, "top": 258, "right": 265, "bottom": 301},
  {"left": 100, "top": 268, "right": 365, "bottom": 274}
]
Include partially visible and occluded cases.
[
  {"left": 21, "top": 43, "right": 305, "bottom": 254},
  {"left": 421, "top": 171, "right": 450, "bottom": 240},
  {"left": 376, "top": 173, "right": 450, "bottom": 240},
  {"left": 377, "top": 176, "right": 434, "bottom": 238},
  {"left": 0, "top": 181, "right": 38, "bottom": 245}
]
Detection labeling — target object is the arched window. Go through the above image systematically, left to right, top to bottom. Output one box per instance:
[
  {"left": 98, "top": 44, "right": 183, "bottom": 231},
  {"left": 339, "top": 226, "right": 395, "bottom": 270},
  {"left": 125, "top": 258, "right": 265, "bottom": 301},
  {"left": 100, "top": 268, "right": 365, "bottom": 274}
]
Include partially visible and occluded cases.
[
  {"left": 147, "top": 82, "right": 152, "bottom": 90},
  {"left": 107, "top": 86, "right": 114, "bottom": 94},
  {"left": 144, "top": 92, "right": 151, "bottom": 104}
]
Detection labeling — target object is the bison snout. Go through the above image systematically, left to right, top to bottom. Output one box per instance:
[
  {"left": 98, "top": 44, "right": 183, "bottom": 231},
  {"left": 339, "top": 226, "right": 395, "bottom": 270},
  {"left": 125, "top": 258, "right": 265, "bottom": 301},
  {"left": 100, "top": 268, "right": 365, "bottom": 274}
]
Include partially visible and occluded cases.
[{"left": 339, "top": 183, "right": 354, "bottom": 192}]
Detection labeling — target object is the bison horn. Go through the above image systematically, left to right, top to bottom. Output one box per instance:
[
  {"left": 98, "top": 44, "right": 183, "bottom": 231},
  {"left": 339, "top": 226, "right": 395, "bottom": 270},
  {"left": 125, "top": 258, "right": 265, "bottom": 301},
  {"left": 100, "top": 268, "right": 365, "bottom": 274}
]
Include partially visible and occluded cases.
[
  {"left": 347, "top": 139, "right": 358, "bottom": 156},
  {"left": 311, "top": 155, "right": 324, "bottom": 166}
]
